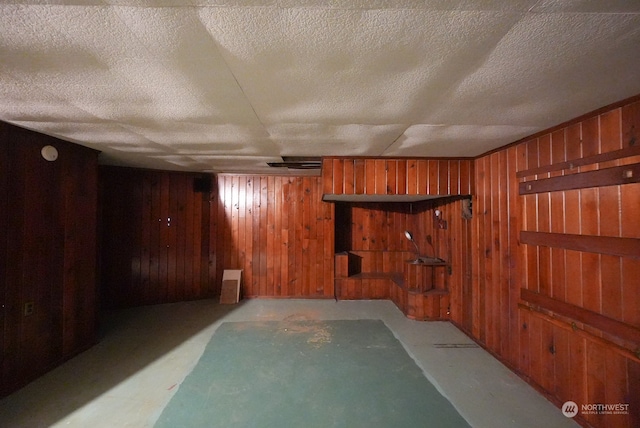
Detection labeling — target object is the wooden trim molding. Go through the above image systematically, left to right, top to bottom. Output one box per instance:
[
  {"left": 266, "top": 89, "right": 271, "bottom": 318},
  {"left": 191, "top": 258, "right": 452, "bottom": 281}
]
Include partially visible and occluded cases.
[
  {"left": 518, "top": 163, "right": 640, "bottom": 194},
  {"left": 520, "top": 231, "right": 640, "bottom": 258},
  {"left": 521, "top": 289, "right": 640, "bottom": 344}
]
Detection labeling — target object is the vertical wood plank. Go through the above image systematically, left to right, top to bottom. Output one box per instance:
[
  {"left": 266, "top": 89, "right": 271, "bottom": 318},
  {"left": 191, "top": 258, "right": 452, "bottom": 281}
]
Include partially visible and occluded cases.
[
  {"left": 598, "top": 111, "right": 623, "bottom": 326},
  {"left": 577, "top": 117, "right": 600, "bottom": 328},
  {"left": 550, "top": 130, "right": 566, "bottom": 302},
  {"left": 537, "top": 135, "right": 551, "bottom": 297},
  {"left": 498, "top": 150, "right": 510, "bottom": 358},
  {"left": 322, "top": 158, "right": 333, "bottom": 194},
  {"left": 332, "top": 159, "right": 344, "bottom": 195},
  {"left": 343, "top": 159, "right": 355, "bottom": 195},
  {"left": 354, "top": 159, "right": 365, "bottom": 194},
  {"left": 375, "top": 159, "right": 386, "bottom": 194},
  {"left": 365, "top": 160, "right": 376, "bottom": 195},
  {"left": 386, "top": 160, "right": 397, "bottom": 194},
  {"left": 396, "top": 160, "right": 407, "bottom": 195},
  {"left": 407, "top": 160, "right": 417, "bottom": 194},
  {"left": 416, "top": 160, "right": 428, "bottom": 194},
  {"left": 428, "top": 160, "right": 439, "bottom": 195},
  {"left": 438, "top": 160, "right": 449, "bottom": 194},
  {"left": 449, "top": 160, "right": 460, "bottom": 195},
  {"left": 459, "top": 160, "right": 471, "bottom": 195},
  {"left": 159, "top": 174, "right": 170, "bottom": 301},
  {"left": 167, "top": 175, "right": 178, "bottom": 301},
  {"left": 175, "top": 176, "right": 187, "bottom": 301},
  {"left": 192, "top": 176, "right": 204, "bottom": 296},
  {"left": 252, "top": 176, "right": 261, "bottom": 296},
  {"left": 266, "top": 176, "right": 275, "bottom": 296},
  {"left": 260, "top": 177, "right": 269, "bottom": 296},
  {"left": 274, "top": 177, "right": 282, "bottom": 295},
  {"left": 620, "top": 179, "right": 640, "bottom": 327},
  {"left": 567, "top": 333, "right": 588, "bottom": 409},
  {"left": 585, "top": 341, "right": 607, "bottom": 427},
  {"left": 604, "top": 348, "right": 629, "bottom": 428},
  {"left": 628, "top": 359, "right": 640, "bottom": 427}
]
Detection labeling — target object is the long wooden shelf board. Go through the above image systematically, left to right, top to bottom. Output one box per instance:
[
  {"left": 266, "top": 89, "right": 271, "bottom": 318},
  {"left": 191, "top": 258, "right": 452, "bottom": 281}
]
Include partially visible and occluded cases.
[{"left": 349, "top": 272, "right": 404, "bottom": 285}]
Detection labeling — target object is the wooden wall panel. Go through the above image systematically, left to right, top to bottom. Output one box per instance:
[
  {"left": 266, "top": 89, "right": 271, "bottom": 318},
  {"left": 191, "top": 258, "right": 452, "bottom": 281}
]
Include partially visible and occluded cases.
[
  {"left": 470, "top": 97, "right": 640, "bottom": 428},
  {"left": 0, "top": 121, "right": 98, "bottom": 398},
  {"left": 323, "top": 157, "right": 474, "bottom": 196},
  {"left": 100, "top": 168, "right": 216, "bottom": 308},
  {"left": 213, "top": 175, "right": 334, "bottom": 298},
  {"left": 333, "top": 196, "right": 471, "bottom": 321}
]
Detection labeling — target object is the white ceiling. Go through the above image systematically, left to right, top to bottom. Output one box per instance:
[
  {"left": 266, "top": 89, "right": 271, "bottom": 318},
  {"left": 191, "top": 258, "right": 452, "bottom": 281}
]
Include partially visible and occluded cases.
[{"left": 1, "top": 1, "right": 640, "bottom": 175}]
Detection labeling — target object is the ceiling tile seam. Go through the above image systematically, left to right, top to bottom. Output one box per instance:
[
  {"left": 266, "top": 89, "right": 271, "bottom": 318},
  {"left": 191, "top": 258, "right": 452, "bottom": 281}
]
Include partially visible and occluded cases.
[
  {"left": 526, "top": 0, "right": 542, "bottom": 13},
  {"left": 82, "top": 5, "right": 270, "bottom": 136},
  {"left": 102, "top": 6, "right": 233, "bottom": 125},
  {"left": 196, "top": 11, "right": 268, "bottom": 131},
  {"left": 415, "top": 12, "right": 527, "bottom": 122},
  {"left": 378, "top": 125, "right": 410, "bottom": 156}
]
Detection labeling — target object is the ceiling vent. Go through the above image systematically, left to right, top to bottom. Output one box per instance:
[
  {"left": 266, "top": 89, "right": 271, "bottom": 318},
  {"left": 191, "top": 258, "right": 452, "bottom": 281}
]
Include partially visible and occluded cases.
[{"left": 267, "top": 156, "right": 321, "bottom": 170}]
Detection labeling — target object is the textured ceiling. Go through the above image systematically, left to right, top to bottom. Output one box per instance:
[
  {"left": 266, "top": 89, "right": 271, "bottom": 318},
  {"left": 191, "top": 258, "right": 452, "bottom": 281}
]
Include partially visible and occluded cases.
[{"left": 1, "top": 1, "right": 640, "bottom": 174}]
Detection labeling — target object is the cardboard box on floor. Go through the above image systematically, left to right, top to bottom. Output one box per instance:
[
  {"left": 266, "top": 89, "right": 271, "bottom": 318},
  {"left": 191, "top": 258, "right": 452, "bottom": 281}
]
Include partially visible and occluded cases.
[{"left": 220, "top": 269, "right": 242, "bottom": 304}]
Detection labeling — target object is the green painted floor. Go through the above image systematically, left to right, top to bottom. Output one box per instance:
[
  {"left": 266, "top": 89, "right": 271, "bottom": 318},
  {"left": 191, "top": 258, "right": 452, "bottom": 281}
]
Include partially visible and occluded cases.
[
  {"left": 0, "top": 299, "right": 578, "bottom": 427},
  {"left": 155, "top": 320, "right": 470, "bottom": 428}
]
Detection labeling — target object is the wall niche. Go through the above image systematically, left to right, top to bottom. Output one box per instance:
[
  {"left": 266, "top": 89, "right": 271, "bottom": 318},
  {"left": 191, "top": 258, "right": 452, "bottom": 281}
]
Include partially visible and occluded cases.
[{"left": 332, "top": 196, "right": 471, "bottom": 321}]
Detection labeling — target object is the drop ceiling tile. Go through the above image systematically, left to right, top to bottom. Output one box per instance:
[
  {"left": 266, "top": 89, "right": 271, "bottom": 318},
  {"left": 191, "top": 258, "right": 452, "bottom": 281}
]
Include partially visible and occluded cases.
[
  {"left": 198, "top": 7, "right": 523, "bottom": 124},
  {"left": 425, "top": 12, "right": 640, "bottom": 129},
  {"left": 0, "top": 76, "right": 100, "bottom": 123}
]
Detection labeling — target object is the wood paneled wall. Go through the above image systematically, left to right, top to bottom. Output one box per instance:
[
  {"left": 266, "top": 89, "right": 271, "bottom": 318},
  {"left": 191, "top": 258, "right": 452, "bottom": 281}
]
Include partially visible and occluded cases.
[
  {"left": 470, "top": 98, "right": 640, "bottom": 428},
  {"left": 0, "top": 122, "right": 99, "bottom": 397},
  {"left": 324, "top": 157, "right": 474, "bottom": 319},
  {"left": 323, "top": 158, "right": 473, "bottom": 196},
  {"left": 100, "top": 167, "right": 216, "bottom": 308},
  {"left": 100, "top": 172, "right": 335, "bottom": 304},
  {"left": 213, "top": 175, "right": 334, "bottom": 298},
  {"left": 333, "top": 196, "right": 472, "bottom": 321}
]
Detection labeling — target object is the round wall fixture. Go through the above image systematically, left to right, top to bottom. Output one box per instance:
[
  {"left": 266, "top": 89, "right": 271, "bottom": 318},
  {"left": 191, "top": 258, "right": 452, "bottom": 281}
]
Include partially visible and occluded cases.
[{"left": 41, "top": 145, "right": 58, "bottom": 161}]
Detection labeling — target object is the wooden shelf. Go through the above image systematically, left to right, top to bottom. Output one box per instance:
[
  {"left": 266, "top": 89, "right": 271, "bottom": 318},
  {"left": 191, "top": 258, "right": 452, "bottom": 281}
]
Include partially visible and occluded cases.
[
  {"left": 334, "top": 250, "right": 451, "bottom": 321},
  {"left": 349, "top": 272, "right": 404, "bottom": 286}
]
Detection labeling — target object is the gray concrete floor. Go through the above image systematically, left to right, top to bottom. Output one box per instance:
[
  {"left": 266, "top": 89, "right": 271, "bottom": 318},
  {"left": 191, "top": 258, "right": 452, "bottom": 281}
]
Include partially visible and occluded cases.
[{"left": 0, "top": 299, "right": 578, "bottom": 427}]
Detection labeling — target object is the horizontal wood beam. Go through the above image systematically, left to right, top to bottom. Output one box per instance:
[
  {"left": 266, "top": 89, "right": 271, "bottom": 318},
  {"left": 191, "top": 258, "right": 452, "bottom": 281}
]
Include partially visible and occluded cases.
[
  {"left": 516, "top": 145, "right": 640, "bottom": 178},
  {"left": 519, "top": 163, "right": 640, "bottom": 194},
  {"left": 520, "top": 231, "right": 640, "bottom": 258},
  {"left": 521, "top": 289, "right": 640, "bottom": 344}
]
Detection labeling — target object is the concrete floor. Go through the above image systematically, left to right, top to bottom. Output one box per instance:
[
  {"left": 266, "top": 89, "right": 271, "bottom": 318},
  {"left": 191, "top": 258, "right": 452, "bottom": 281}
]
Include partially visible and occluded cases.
[{"left": 0, "top": 299, "right": 578, "bottom": 428}]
